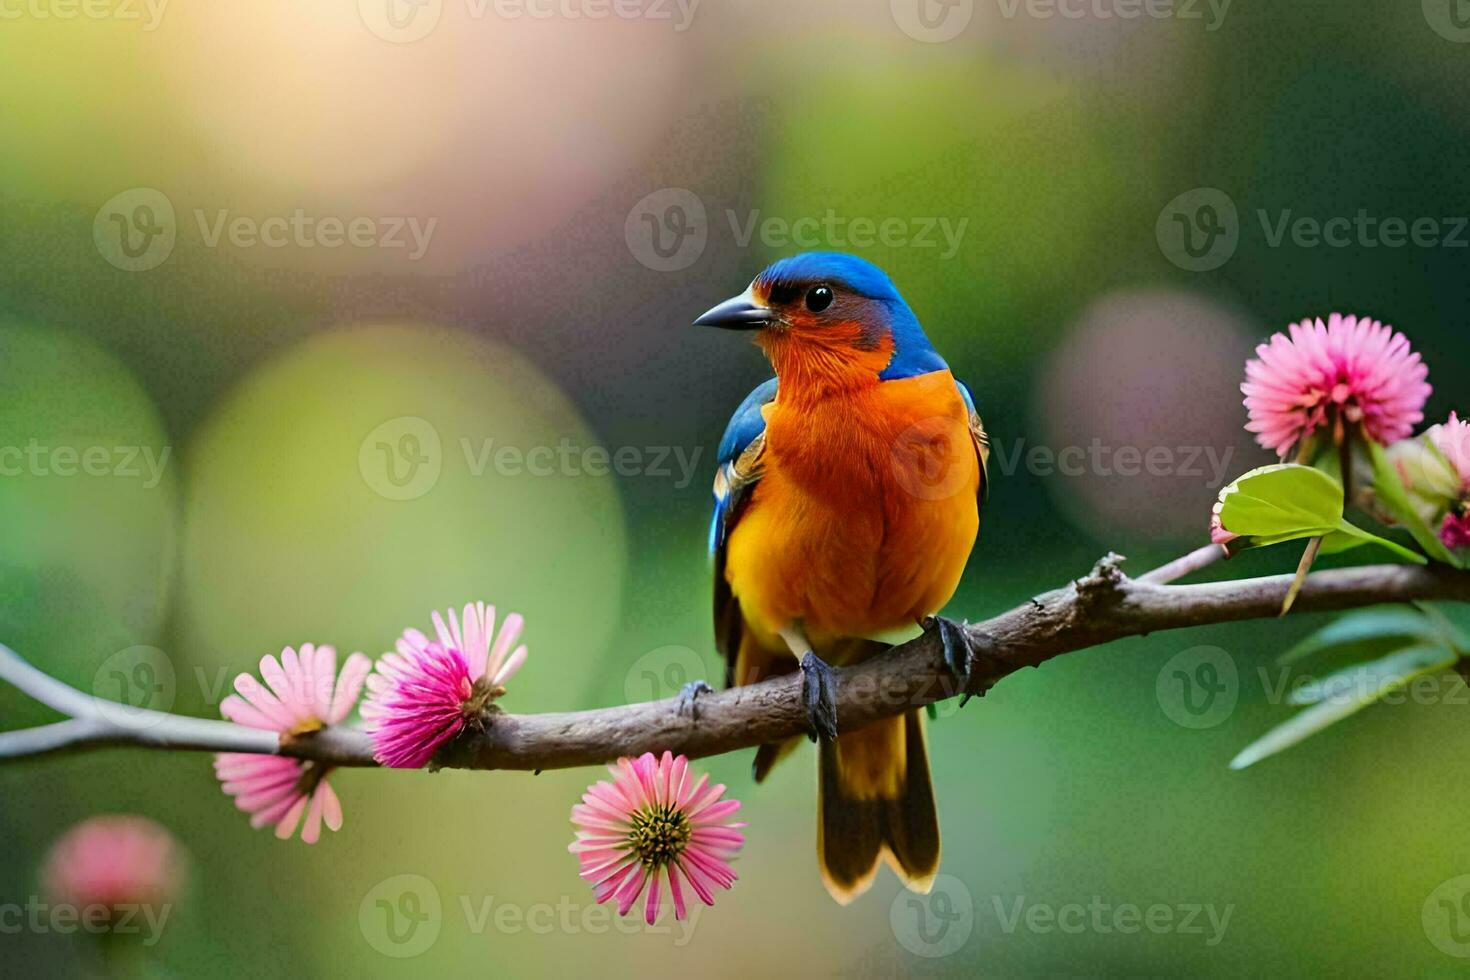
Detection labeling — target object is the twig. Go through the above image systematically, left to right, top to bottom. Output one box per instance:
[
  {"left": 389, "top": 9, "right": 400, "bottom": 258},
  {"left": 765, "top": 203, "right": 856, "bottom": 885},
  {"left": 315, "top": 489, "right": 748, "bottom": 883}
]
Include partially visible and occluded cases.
[
  {"left": 1135, "top": 543, "right": 1225, "bottom": 584},
  {"left": 1, "top": 550, "right": 1466, "bottom": 772}
]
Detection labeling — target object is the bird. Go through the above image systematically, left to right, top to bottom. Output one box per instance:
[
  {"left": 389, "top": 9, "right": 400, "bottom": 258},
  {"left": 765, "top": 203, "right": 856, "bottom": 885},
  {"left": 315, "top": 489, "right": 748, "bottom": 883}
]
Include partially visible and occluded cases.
[{"left": 692, "top": 252, "right": 988, "bottom": 904}]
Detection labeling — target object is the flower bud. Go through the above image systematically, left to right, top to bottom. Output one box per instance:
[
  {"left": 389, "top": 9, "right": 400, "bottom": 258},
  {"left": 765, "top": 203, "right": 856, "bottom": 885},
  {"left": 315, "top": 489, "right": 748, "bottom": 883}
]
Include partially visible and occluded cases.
[{"left": 1386, "top": 413, "right": 1470, "bottom": 552}]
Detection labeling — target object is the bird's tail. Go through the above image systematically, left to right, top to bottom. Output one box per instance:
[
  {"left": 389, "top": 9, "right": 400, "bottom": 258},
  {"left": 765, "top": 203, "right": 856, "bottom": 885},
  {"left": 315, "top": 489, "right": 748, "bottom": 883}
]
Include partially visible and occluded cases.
[{"left": 817, "top": 709, "right": 939, "bottom": 904}]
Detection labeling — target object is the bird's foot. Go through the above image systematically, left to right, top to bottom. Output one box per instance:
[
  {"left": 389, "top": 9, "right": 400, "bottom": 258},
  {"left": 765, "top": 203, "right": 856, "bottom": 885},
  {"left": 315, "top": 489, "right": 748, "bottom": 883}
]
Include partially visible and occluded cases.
[
  {"left": 922, "top": 615, "right": 973, "bottom": 694},
  {"left": 799, "top": 652, "right": 839, "bottom": 742},
  {"left": 675, "top": 680, "right": 714, "bottom": 720}
]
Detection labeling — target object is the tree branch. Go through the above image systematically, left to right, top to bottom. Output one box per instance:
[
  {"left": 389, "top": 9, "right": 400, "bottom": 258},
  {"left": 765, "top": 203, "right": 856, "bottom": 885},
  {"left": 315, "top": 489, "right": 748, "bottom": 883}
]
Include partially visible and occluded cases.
[{"left": 2, "top": 549, "right": 1468, "bottom": 773}]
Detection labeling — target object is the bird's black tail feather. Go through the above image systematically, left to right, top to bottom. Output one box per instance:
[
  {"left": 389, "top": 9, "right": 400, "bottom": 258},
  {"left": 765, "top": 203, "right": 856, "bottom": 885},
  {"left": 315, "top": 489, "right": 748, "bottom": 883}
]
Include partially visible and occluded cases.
[{"left": 817, "top": 710, "right": 939, "bottom": 904}]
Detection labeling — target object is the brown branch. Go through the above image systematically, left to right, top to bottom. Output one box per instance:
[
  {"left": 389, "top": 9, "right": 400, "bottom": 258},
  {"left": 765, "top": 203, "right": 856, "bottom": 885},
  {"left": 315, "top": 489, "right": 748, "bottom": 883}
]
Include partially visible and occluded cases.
[
  {"left": 1135, "top": 542, "right": 1226, "bottom": 584},
  {"left": 3, "top": 550, "right": 1468, "bottom": 773}
]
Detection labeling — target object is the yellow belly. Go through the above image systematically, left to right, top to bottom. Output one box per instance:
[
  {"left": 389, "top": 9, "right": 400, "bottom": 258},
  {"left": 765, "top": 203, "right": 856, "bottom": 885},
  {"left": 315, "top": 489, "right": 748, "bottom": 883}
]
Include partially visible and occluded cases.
[{"left": 723, "top": 372, "right": 980, "bottom": 656}]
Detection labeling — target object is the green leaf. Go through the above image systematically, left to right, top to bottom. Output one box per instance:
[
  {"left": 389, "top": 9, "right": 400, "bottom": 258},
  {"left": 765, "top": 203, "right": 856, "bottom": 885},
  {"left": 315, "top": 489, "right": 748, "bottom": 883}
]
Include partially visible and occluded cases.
[
  {"left": 1367, "top": 440, "right": 1462, "bottom": 568},
  {"left": 1217, "top": 463, "right": 1346, "bottom": 537},
  {"left": 1214, "top": 464, "right": 1426, "bottom": 564},
  {"left": 1326, "top": 523, "right": 1428, "bottom": 563},
  {"left": 1318, "top": 530, "right": 1380, "bottom": 555},
  {"left": 1415, "top": 601, "right": 1470, "bottom": 655},
  {"left": 1279, "top": 606, "right": 1441, "bottom": 664},
  {"left": 1229, "top": 644, "right": 1458, "bottom": 770},
  {"left": 1286, "top": 644, "right": 1452, "bottom": 704}
]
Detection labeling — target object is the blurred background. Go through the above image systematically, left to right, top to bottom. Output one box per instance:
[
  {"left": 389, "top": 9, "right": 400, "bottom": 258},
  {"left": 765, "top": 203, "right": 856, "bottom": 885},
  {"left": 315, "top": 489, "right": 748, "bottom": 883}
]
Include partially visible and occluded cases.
[{"left": 3, "top": 1, "right": 1470, "bottom": 976}]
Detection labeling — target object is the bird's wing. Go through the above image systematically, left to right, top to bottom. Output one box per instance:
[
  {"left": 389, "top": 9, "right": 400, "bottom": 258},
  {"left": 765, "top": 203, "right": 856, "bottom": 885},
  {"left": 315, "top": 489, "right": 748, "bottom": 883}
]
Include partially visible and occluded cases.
[
  {"left": 710, "top": 377, "right": 777, "bottom": 684},
  {"left": 955, "top": 378, "right": 990, "bottom": 504}
]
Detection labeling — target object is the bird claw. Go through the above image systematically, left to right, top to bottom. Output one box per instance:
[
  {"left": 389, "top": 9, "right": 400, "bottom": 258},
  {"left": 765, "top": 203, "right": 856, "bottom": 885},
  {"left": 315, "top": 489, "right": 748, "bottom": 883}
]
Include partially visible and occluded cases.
[
  {"left": 922, "top": 615, "right": 973, "bottom": 696},
  {"left": 799, "top": 652, "right": 839, "bottom": 742},
  {"left": 675, "top": 680, "right": 714, "bottom": 720}
]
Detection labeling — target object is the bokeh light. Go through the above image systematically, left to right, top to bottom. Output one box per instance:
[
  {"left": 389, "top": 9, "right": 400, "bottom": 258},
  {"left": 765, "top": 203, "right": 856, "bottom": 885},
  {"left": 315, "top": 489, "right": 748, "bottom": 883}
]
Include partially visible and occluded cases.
[
  {"left": 1034, "top": 289, "right": 1266, "bottom": 541},
  {"left": 0, "top": 322, "right": 178, "bottom": 696},
  {"left": 178, "top": 323, "right": 628, "bottom": 709}
]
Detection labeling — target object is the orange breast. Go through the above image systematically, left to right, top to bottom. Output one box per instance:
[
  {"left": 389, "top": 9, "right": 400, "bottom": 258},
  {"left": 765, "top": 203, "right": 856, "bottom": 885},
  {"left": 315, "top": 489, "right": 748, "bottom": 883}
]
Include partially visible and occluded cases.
[{"left": 723, "top": 370, "right": 979, "bottom": 653}]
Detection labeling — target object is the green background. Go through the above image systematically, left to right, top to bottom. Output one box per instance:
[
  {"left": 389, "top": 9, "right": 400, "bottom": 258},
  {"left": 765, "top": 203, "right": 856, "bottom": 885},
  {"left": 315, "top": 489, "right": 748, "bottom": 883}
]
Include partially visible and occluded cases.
[{"left": 3, "top": 2, "right": 1470, "bottom": 976}]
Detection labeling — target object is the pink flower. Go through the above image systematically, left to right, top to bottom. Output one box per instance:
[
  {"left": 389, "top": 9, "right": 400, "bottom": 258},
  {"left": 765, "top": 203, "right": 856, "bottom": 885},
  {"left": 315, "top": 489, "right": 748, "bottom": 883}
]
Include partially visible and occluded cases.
[
  {"left": 1241, "top": 314, "right": 1431, "bottom": 458},
  {"left": 1428, "top": 412, "right": 1470, "bottom": 549},
  {"left": 1429, "top": 412, "right": 1470, "bottom": 492},
  {"left": 1209, "top": 507, "right": 1238, "bottom": 549},
  {"left": 1442, "top": 513, "right": 1470, "bottom": 550},
  {"left": 361, "top": 602, "right": 528, "bottom": 769},
  {"left": 214, "top": 644, "right": 370, "bottom": 843},
  {"left": 569, "top": 751, "right": 744, "bottom": 924},
  {"left": 42, "top": 815, "right": 185, "bottom": 910}
]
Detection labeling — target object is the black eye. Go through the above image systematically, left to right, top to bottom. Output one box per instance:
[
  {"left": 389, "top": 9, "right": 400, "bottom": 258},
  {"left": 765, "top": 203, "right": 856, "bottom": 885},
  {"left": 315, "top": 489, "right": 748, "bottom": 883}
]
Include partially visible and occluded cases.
[{"left": 805, "top": 285, "right": 834, "bottom": 313}]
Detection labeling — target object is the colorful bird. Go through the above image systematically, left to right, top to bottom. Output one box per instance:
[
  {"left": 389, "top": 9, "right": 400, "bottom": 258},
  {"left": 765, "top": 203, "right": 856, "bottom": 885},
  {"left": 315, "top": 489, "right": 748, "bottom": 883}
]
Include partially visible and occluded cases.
[{"left": 693, "top": 252, "right": 988, "bottom": 903}]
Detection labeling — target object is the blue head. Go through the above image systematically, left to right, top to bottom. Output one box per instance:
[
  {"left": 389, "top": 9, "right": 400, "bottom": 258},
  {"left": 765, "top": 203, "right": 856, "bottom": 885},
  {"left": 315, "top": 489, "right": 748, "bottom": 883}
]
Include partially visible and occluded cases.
[{"left": 693, "top": 252, "right": 946, "bottom": 381}]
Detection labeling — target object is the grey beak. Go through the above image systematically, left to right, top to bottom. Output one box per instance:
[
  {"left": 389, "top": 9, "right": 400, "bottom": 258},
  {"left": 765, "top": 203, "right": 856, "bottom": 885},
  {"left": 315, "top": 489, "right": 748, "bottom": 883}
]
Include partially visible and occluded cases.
[{"left": 693, "top": 293, "right": 772, "bottom": 330}]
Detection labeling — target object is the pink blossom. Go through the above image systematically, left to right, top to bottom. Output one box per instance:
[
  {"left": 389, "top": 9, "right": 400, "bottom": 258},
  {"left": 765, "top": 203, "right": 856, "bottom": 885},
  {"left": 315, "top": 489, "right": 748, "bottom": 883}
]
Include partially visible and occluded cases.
[
  {"left": 1241, "top": 314, "right": 1430, "bottom": 458},
  {"left": 1428, "top": 411, "right": 1470, "bottom": 492},
  {"left": 1416, "top": 412, "right": 1470, "bottom": 551},
  {"left": 1209, "top": 506, "right": 1238, "bottom": 549},
  {"left": 1442, "top": 513, "right": 1470, "bottom": 550},
  {"left": 361, "top": 602, "right": 528, "bottom": 769},
  {"left": 214, "top": 644, "right": 370, "bottom": 843},
  {"left": 570, "top": 751, "right": 744, "bottom": 924},
  {"left": 42, "top": 815, "right": 185, "bottom": 910}
]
